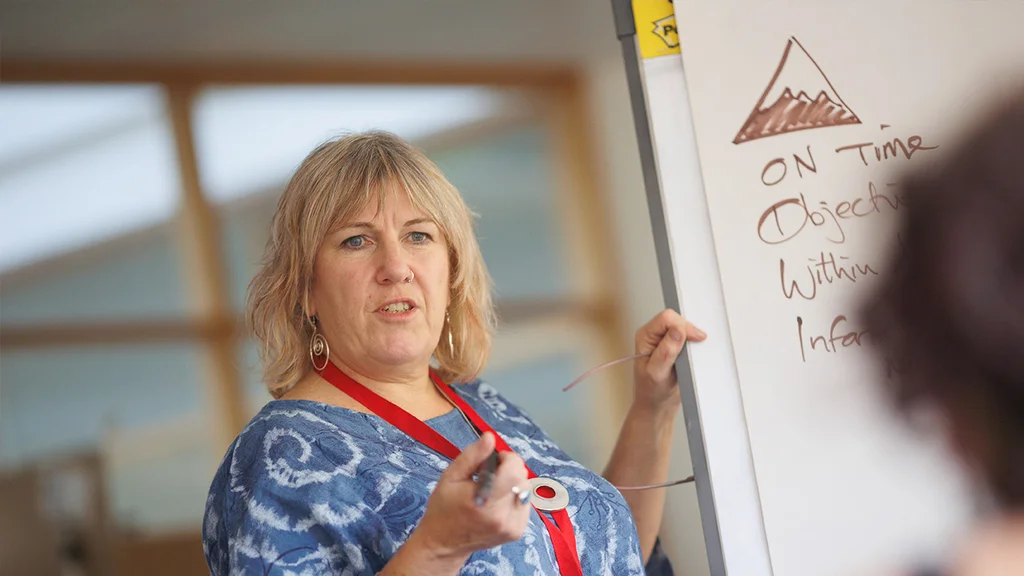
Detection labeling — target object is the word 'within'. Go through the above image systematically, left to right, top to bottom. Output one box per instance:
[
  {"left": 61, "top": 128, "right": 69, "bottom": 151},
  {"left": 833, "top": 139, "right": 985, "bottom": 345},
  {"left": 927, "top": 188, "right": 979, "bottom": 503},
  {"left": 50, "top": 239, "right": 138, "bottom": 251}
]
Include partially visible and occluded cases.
[{"left": 780, "top": 252, "right": 879, "bottom": 300}]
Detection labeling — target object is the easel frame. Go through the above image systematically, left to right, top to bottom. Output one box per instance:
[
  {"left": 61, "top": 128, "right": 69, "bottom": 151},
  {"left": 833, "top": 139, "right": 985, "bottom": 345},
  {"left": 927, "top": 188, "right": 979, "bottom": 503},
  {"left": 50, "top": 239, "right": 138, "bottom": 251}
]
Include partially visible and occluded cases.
[{"left": 609, "top": 1, "right": 727, "bottom": 573}]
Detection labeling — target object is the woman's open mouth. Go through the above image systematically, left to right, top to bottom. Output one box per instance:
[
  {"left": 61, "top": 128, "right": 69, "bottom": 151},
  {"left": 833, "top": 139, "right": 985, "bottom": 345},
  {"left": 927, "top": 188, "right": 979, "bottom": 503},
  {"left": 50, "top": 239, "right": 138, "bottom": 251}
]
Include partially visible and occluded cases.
[{"left": 378, "top": 300, "right": 416, "bottom": 318}]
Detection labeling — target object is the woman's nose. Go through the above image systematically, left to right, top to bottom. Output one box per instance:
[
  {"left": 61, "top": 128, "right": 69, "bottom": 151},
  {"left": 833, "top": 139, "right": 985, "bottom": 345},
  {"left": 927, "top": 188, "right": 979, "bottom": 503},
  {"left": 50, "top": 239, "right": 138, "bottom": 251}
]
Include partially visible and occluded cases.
[{"left": 375, "top": 242, "right": 413, "bottom": 285}]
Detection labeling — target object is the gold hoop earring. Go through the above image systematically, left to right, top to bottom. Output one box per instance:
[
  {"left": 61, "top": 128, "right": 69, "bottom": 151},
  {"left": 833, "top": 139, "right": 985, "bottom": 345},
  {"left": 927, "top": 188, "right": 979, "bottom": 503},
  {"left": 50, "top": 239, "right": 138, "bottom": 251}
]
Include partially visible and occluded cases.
[
  {"left": 446, "top": 312, "right": 455, "bottom": 356},
  {"left": 309, "top": 316, "right": 330, "bottom": 372}
]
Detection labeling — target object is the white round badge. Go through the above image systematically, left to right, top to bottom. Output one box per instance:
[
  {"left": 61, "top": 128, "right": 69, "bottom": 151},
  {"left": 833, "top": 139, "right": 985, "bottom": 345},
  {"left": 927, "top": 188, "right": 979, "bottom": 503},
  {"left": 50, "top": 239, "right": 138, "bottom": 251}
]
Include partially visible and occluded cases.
[{"left": 528, "top": 477, "right": 570, "bottom": 512}]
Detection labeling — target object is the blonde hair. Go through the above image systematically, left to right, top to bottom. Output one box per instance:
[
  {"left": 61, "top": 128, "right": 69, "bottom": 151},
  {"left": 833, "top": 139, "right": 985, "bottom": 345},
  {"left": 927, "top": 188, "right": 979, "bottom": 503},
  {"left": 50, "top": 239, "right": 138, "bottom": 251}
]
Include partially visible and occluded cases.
[{"left": 246, "top": 130, "right": 497, "bottom": 398}]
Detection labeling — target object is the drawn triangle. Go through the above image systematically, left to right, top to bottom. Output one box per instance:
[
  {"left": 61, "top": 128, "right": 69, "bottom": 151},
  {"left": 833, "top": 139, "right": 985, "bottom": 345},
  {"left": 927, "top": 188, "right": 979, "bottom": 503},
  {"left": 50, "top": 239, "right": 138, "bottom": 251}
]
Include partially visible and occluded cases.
[{"left": 733, "top": 37, "right": 861, "bottom": 145}]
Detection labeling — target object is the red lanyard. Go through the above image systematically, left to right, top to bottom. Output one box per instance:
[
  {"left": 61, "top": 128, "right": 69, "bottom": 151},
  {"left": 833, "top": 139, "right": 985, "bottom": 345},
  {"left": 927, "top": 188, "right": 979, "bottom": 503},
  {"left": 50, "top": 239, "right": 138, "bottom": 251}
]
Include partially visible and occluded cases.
[{"left": 318, "top": 362, "right": 583, "bottom": 576}]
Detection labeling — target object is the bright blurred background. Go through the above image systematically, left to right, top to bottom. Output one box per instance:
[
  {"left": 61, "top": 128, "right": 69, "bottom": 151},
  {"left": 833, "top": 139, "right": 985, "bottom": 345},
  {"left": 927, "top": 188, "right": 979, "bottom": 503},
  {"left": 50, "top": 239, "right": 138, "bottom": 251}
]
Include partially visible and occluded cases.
[{"left": 0, "top": 2, "right": 709, "bottom": 575}]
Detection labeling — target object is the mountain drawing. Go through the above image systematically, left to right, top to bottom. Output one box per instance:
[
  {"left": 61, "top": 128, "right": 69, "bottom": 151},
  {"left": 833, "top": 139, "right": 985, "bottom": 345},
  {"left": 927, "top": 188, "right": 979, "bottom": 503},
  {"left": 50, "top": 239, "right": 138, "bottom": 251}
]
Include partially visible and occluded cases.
[{"left": 733, "top": 37, "right": 860, "bottom": 144}]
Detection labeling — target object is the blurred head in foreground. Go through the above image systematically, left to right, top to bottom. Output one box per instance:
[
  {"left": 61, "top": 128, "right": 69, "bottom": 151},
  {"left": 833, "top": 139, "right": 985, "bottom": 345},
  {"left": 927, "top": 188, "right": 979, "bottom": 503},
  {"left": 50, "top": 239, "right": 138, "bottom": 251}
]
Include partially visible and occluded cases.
[{"left": 862, "top": 90, "right": 1024, "bottom": 512}]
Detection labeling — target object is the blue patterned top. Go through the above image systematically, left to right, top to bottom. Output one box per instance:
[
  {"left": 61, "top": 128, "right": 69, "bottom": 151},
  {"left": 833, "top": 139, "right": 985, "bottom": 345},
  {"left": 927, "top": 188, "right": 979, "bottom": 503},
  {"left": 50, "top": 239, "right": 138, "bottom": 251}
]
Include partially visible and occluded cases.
[{"left": 202, "top": 380, "right": 666, "bottom": 575}]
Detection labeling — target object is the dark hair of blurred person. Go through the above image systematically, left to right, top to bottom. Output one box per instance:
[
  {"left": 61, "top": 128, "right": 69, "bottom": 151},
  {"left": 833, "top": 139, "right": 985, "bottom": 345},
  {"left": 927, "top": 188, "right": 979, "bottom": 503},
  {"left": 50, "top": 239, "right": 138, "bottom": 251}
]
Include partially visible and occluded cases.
[{"left": 862, "top": 89, "right": 1024, "bottom": 576}]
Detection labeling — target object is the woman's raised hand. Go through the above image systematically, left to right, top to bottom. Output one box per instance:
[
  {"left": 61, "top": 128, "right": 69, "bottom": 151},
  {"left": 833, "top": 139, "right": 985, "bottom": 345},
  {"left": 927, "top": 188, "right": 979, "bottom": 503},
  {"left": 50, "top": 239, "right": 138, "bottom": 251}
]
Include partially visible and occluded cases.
[
  {"left": 632, "top": 308, "right": 707, "bottom": 414},
  {"left": 395, "top": 432, "right": 532, "bottom": 571}
]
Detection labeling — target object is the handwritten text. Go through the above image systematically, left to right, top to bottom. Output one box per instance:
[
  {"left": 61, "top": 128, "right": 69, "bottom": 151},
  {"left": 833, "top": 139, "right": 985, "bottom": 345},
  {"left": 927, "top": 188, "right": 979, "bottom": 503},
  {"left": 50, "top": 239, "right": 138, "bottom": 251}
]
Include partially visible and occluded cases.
[
  {"left": 757, "top": 182, "right": 908, "bottom": 245},
  {"left": 780, "top": 252, "right": 879, "bottom": 300}
]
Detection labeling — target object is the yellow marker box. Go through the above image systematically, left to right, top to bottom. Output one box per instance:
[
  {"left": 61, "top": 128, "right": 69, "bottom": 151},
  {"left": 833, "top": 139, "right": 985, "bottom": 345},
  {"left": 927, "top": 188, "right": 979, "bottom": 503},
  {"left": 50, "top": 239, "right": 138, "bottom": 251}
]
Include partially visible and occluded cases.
[{"left": 632, "top": 0, "right": 679, "bottom": 59}]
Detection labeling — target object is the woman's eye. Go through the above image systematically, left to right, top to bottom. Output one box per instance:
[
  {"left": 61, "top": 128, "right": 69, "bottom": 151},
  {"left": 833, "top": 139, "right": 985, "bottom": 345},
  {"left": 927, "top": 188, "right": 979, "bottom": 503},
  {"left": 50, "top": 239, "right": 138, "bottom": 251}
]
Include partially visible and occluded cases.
[
  {"left": 409, "top": 231, "right": 432, "bottom": 244},
  {"left": 342, "top": 235, "right": 366, "bottom": 249}
]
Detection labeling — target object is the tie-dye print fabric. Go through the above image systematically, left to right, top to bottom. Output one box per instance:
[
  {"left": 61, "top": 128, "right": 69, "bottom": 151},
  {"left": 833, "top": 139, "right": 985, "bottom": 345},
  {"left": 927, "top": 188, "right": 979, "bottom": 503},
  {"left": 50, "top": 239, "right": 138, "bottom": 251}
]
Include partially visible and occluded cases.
[{"left": 202, "top": 380, "right": 657, "bottom": 575}]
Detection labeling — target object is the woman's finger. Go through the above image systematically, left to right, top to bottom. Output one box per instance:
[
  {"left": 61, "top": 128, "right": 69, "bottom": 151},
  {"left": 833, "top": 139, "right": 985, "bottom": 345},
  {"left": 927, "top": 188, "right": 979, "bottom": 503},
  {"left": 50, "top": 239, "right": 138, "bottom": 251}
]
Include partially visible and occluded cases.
[
  {"left": 635, "top": 309, "right": 705, "bottom": 354},
  {"left": 635, "top": 310, "right": 677, "bottom": 352},
  {"left": 685, "top": 321, "right": 707, "bottom": 342},
  {"left": 645, "top": 326, "right": 688, "bottom": 383},
  {"left": 493, "top": 451, "right": 527, "bottom": 487},
  {"left": 476, "top": 452, "right": 524, "bottom": 505}
]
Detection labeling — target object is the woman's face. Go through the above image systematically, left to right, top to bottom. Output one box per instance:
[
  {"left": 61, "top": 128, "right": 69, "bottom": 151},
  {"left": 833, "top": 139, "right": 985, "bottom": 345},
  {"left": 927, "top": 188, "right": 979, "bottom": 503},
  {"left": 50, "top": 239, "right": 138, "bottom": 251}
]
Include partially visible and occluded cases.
[{"left": 308, "top": 186, "right": 450, "bottom": 382}]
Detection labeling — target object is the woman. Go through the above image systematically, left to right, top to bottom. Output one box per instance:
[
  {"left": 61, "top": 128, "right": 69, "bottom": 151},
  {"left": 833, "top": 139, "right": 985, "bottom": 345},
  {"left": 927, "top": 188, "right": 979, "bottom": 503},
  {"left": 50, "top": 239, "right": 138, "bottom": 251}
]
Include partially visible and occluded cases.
[
  {"left": 861, "top": 91, "right": 1024, "bottom": 576},
  {"left": 202, "top": 130, "right": 707, "bottom": 575}
]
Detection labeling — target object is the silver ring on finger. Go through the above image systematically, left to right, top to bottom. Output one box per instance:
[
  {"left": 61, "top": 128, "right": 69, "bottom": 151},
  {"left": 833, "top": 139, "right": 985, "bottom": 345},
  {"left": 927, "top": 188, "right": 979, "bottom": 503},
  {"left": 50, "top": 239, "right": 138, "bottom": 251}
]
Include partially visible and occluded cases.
[{"left": 511, "top": 484, "right": 531, "bottom": 506}]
